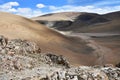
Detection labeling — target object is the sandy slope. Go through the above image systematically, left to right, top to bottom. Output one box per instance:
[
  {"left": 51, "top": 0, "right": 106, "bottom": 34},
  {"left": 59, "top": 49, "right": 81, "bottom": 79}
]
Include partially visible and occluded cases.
[
  {"left": 31, "top": 11, "right": 120, "bottom": 66},
  {"left": 0, "top": 12, "right": 100, "bottom": 66},
  {"left": 1, "top": 12, "right": 119, "bottom": 66},
  {"left": 32, "top": 12, "right": 82, "bottom": 21},
  {"left": 71, "top": 33, "right": 120, "bottom": 65}
]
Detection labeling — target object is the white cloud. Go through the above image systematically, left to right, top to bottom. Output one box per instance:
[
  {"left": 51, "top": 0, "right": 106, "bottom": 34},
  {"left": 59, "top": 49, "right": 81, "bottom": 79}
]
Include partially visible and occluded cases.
[
  {"left": 1, "top": 1, "right": 120, "bottom": 18},
  {"left": 0, "top": 2, "right": 19, "bottom": 9},
  {"left": 0, "top": 2, "right": 44, "bottom": 17},
  {"left": 0, "top": 2, "right": 19, "bottom": 13},
  {"left": 36, "top": 4, "right": 45, "bottom": 8},
  {"left": 48, "top": 5, "right": 120, "bottom": 14},
  {"left": 8, "top": 8, "right": 17, "bottom": 12},
  {"left": 15, "top": 8, "right": 43, "bottom": 17}
]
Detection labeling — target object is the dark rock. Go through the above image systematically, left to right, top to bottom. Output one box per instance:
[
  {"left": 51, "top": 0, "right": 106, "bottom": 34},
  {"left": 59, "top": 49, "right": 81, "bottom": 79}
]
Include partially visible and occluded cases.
[
  {"left": 52, "top": 21, "right": 73, "bottom": 31},
  {"left": 0, "top": 35, "right": 7, "bottom": 47},
  {"left": 46, "top": 53, "right": 70, "bottom": 68},
  {"left": 116, "top": 63, "right": 120, "bottom": 68}
]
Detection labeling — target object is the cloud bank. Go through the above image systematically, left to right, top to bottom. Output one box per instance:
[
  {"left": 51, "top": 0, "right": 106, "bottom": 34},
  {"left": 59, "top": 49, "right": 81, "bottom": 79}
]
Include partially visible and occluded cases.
[{"left": 0, "top": 1, "right": 120, "bottom": 17}]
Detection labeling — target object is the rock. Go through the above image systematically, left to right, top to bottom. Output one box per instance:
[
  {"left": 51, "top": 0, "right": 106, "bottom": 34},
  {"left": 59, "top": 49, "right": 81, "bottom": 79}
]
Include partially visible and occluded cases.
[
  {"left": 0, "top": 35, "right": 119, "bottom": 80},
  {"left": 0, "top": 35, "right": 7, "bottom": 47},
  {"left": 0, "top": 35, "right": 7, "bottom": 53},
  {"left": 6, "top": 39, "right": 41, "bottom": 54},
  {"left": 46, "top": 53, "right": 70, "bottom": 68},
  {"left": 116, "top": 63, "right": 120, "bottom": 68},
  {"left": 37, "top": 66, "right": 119, "bottom": 80},
  {"left": 43, "top": 66, "right": 120, "bottom": 80}
]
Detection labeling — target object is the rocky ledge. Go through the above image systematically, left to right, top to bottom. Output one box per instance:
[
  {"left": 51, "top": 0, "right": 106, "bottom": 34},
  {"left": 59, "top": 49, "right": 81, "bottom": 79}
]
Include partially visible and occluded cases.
[{"left": 0, "top": 35, "right": 119, "bottom": 80}]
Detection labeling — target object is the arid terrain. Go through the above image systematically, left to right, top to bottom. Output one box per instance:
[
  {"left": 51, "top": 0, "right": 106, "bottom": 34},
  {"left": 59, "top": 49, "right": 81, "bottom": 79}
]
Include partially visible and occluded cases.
[
  {"left": 0, "top": 11, "right": 120, "bottom": 79},
  {"left": 0, "top": 11, "right": 120, "bottom": 66},
  {"left": 32, "top": 11, "right": 120, "bottom": 66},
  {"left": 32, "top": 11, "right": 120, "bottom": 33},
  {"left": 0, "top": 12, "right": 110, "bottom": 66},
  {"left": 0, "top": 35, "right": 119, "bottom": 79}
]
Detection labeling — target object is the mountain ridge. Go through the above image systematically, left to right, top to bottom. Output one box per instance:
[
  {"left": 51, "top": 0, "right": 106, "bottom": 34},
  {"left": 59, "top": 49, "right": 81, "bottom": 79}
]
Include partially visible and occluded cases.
[{"left": 32, "top": 11, "right": 120, "bottom": 33}]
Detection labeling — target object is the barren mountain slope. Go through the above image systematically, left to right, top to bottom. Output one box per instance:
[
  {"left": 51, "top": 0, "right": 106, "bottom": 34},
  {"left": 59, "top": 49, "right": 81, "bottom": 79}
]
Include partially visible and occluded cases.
[
  {"left": 31, "top": 11, "right": 120, "bottom": 66},
  {"left": 32, "top": 11, "right": 120, "bottom": 33},
  {"left": 69, "top": 11, "right": 120, "bottom": 33},
  {"left": 103, "top": 11, "right": 120, "bottom": 20},
  {"left": 0, "top": 12, "right": 103, "bottom": 66},
  {"left": 1, "top": 12, "right": 120, "bottom": 66},
  {"left": 32, "top": 12, "right": 82, "bottom": 21}
]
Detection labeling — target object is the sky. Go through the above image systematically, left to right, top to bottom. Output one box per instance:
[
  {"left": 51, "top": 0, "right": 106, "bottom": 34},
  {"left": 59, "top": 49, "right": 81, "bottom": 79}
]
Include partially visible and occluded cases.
[{"left": 0, "top": 0, "right": 120, "bottom": 17}]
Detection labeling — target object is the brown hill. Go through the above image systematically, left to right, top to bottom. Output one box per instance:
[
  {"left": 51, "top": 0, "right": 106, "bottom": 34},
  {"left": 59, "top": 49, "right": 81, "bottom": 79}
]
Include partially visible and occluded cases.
[
  {"left": 31, "top": 11, "right": 120, "bottom": 66},
  {"left": 32, "top": 11, "right": 120, "bottom": 33},
  {"left": 69, "top": 11, "right": 120, "bottom": 33},
  {"left": 0, "top": 12, "right": 100, "bottom": 66},
  {"left": 1, "top": 12, "right": 120, "bottom": 66},
  {"left": 32, "top": 12, "right": 82, "bottom": 21}
]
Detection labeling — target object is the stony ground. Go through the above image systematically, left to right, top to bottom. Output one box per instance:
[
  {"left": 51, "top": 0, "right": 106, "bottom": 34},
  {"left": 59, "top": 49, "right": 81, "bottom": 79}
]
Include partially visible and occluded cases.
[{"left": 0, "top": 35, "right": 120, "bottom": 80}]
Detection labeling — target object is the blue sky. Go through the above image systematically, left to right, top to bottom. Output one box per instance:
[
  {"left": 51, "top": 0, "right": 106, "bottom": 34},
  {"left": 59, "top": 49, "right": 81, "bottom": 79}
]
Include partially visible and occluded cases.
[{"left": 0, "top": 0, "right": 120, "bottom": 17}]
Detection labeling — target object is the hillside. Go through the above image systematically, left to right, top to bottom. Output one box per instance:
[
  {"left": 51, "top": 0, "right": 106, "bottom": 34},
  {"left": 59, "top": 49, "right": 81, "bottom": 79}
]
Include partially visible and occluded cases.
[
  {"left": 31, "top": 11, "right": 120, "bottom": 66},
  {"left": 32, "top": 11, "right": 120, "bottom": 33},
  {"left": 103, "top": 11, "right": 120, "bottom": 20},
  {"left": 0, "top": 12, "right": 115, "bottom": 66},
  {"left": 32, "top": 12, "right": 82, "bottom": 21},
  {"left": 69, "top": 12, "right": 120, "bottom": 33},
  {"left": 0, "top": 36, "right": 119, "bottom": 79}
]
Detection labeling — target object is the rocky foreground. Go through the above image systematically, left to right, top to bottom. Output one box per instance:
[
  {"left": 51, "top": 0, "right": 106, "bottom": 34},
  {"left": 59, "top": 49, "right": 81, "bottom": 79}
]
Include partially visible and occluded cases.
[{"left": 0, "top": 35, "right": 120, "bottom": 80}]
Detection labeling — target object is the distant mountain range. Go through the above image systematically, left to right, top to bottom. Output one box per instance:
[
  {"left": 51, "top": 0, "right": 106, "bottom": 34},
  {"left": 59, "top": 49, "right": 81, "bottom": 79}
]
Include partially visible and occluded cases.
[{"left": 32, "top": 11, "right": 120, "bottom": 33}]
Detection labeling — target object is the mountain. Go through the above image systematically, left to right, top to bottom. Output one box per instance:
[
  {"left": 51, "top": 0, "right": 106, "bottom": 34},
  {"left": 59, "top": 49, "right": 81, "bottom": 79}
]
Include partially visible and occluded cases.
[
  {"left": 0, "top": 11, "right": 113, "bottom": 66},
  {"left": 31, "top": 11, "right": 120, "bottom": 66},
  {"left": 32, "top": 11, "right": 120, "bottom": 33},
  {"left": 70, "top": 11, "right": 120, "bottom": 33},
  {"left": 103, "top": 11, "right": 120, "bottom": 20},
  {"left": 31, "top": 12, "right": 81, "bottom": 31},
  {"left": 32, "top": 12, "right": 82, "bottom": 21}
]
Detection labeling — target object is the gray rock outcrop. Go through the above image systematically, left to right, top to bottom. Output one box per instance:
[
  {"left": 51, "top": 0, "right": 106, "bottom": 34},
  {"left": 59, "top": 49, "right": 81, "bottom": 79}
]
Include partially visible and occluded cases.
[{"left": 0, "top": 35, "right": 119, "bottom": 80}]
